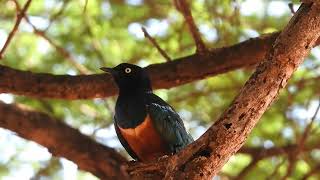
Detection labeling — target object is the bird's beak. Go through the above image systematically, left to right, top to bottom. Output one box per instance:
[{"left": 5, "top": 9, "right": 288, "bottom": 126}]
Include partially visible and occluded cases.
[{"left": 100, "top": 67, "right": 116, "bottom": 75}]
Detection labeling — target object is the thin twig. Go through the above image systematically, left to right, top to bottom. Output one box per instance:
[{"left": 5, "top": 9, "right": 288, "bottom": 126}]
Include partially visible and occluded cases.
[
  {"left": 0, "top": 0, "right": 32, "bottom": 59},
  {"left": 12, "top": 0, "right": 90, "bottom": 74},
  {"left": 45, "top": 0, "right": 70, "bottom": 31},
  {"left": 83, "top": 0, "right": 88, "bottom": 13},
  {"left": 173, "top": 0, "right": 207, "bottom": 54},
  {"left": 84, "top": 15, "right": 107, "bottom": 65},
  {"left": 141, "top": 27, "right": 171, "bottom": 62},
  {"left": 32, "top": 29, "right": 90, "bottom": 74},
  {"left": 298, "top": 97, "right": 320, "bottom": 149},
  {"left": 281, "top": 98, "right": 320, "bottom": 179},
  {"left": 281, "top": 157, "right": 297, "bottom": 180},
  {"left": 233, "top": 158, "right": 260, "bottom": 180},
  {"left": 266, "top": 158, "right": 286, "bottom": 180},
  {"left": 302, "top": 164, "right": 320, "bottom": 180}
]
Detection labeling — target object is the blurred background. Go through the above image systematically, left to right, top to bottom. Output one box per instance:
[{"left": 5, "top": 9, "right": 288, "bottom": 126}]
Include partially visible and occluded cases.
[{"left": 0, "top": 0, "right": 320, "bottom": 179}]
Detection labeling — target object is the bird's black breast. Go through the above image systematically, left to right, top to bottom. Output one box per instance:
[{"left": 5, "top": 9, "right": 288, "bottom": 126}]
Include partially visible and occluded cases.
[{"left": 115, "top": 94, "right": 147, "bottom": 128}]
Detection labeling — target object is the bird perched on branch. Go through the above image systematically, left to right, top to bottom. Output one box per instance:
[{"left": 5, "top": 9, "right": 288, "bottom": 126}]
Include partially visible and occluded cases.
[{"left": 101, "top": 63, "right": 193, "bottom": 162}]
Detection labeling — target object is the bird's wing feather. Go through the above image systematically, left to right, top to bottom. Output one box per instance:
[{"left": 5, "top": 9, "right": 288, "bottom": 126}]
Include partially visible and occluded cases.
[
  {"left": 146, "top": 94, "right": 194, "bottom": 153},
  {"left": 114, "top": 120, "right": 140, "bottom": 160}
]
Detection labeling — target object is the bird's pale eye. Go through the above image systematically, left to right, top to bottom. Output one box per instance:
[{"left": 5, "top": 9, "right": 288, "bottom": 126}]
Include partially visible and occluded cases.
[{"left": 124, "top": 68, "right": 132, "bottom": 74}]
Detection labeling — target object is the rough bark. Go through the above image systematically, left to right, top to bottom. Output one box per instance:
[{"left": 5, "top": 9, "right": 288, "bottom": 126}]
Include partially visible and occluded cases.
[
  {"left": 0, "top": 2, "right": 319, "bottom": 180},
  {"left": 162, "top": 3, "right": 320, "bottom": 179},
  {"left": 0, "top": 33, "right": 319, "bottom": 99},
  {"left": 1, "top": 97, "right": 320, "bottom": 179},
  {"left": 0, "top": 101, "right": 128, "bottom": 180}
]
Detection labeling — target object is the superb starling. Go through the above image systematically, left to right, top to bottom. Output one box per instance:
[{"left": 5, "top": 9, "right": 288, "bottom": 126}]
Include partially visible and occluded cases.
[{"left": 101, "top": 63, "right": 193, "bottom": 161}]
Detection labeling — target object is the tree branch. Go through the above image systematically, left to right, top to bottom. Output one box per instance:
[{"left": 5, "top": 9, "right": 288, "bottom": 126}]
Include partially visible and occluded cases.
[
  {"left": 0, "top": 0, "right": 32, "bottom": 59},
  {"left": 12, "top": 0, "right": 90, "bottom": 75},
  {"left": 173, "top": 0, "right": 207, "bottom": 53},
  {"left": 1, "top": 1, "right": 320, "bottom": 179},
  {"left": 164, "top": 3, "right": 320, "bottom": 179},
  {"left": 31, "top": 27, "right": 90, "bottom": 74},
  {"left": 141, "top": 27, "right": 171, "bottom": 62},
  {"left": 1, "top": 32, "right": 320, "bottom": 99},
  {"left": 298, "top": 97, "right": 320, "bottom": 149},
  {"left": 1, "top": 99, "right": 320, "bottom": 179},
  {"left": 0, "top": 101, "right": 128, "bottom": 179},
  {"left": 239, "top": 141, "right": 320, "bottom": 158},
  {"left": 127, "top": 142, "right": 320, "bottom": 179},
  {"left": 233, "top": 157, "right": 260, "bottom": 180},
  {"left": 302, "top": 164, "right": 320, "bottom": 180}
]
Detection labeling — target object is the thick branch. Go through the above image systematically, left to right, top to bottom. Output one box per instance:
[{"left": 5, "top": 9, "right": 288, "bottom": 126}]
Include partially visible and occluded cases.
[
  {"left": 164, "top": 3, "right": 320, "bottom": 179},
  {"left": 1, "top": 32, "right": 320, "bottom": 99},
  {"left": 1, "top": 99, "right": 320, "bottom": 179},
  {"left": 0, "top": 101, "right": 128, "bottom": 179},
  {"left": 127, "top": 141, "right": 320, "bottom": 178}
]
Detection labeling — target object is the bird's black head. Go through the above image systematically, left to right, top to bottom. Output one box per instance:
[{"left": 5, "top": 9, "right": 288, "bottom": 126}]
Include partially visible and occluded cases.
[{"left": 101, "top": 63, "right": 152, "bottom": 94}]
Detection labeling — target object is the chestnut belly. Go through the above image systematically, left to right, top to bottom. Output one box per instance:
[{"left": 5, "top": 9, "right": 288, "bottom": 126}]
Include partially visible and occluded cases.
[{"left": 118, "top": 115, "right": 169, "bottom": 161}]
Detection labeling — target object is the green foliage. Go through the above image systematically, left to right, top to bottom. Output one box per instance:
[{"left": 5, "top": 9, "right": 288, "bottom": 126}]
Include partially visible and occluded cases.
[{"left": 0, "top": 0, "right": 320, "bottom": 179}]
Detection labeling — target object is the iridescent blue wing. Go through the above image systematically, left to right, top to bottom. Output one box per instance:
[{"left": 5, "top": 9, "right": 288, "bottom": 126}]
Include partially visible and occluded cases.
[{"left": 146, "top": 94, "right": 194, "bottom": 153}]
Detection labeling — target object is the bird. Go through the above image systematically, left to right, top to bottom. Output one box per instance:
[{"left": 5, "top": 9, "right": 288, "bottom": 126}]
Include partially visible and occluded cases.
[{"left": 101, "top": 63, "right": 193, "bottom": 162}]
